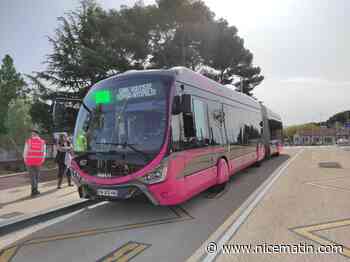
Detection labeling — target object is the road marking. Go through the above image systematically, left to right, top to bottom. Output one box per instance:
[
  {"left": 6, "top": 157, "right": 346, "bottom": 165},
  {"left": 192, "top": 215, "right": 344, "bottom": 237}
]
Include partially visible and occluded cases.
[
  {"left": 188, "top": 149, "right": 304, "bottom": 262},
  {"left": 304, "top": 174, "right": 350, "bottom": 194},
  {"left": 303, "top": 176, "right": 350, "bottom": 183},
  {"left": 305, "top": 182, "right": 350, "bottom": 193},
  {"left": 87, "top": 201, "right": 108, "bottom": 209},
  {"left": 0, "top": 206, "right": 192, "bottom": 261},
  {"left": 24, "top": 206, "right": 192, "bottom": 245},
  {"left": 0, "top": 208, "right": 84, "bottom": 251},
  {"left": 291, "top": 218, "right": 350, "bottom": 258},
  {"left": 97, "top": 241, "right": 150, "bottom": 262},
  {"left": 0, "top": 246, "right": 17, "bottom": 262}
]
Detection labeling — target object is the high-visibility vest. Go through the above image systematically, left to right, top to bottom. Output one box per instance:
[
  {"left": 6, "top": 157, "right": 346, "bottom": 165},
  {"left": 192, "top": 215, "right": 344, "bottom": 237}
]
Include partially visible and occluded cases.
[
  {"left": 75, "top": 131, "right": 87, "bottom": 152},
  {"left": 24, "top": 137, "right": 46, "bottom": 166}
]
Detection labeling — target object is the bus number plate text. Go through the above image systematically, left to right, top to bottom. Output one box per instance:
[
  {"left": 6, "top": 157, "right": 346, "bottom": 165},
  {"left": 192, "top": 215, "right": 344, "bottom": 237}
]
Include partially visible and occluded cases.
[{"left": 97, "top": 189, "right": 119, "bottom": 197}]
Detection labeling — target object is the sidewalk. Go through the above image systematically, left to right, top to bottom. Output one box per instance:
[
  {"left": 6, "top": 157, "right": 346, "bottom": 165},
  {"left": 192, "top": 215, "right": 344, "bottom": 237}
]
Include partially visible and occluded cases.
[
  {"left": 216, "top": 147, "right": 350, "bottom": 261},
  {"left": 0, "top": 168, "right": 57, "bottom": 191},
  {"left": 0, "top": 175, "right": 80, "bottom": 227}
]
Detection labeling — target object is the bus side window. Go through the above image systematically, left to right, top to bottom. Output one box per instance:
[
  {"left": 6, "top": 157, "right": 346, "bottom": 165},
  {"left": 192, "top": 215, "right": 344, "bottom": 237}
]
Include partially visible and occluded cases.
[
  {"left": 171, "top": 83, "right": 185, "bottom": 152},
  {"left": 182, "top": 98, "right": 210, "bottom": 149},
  {"left": 208, "top": 101, "right": 226, "bottom": 145},
  {"left": 224, "top": 105, "right": 241, "bottom": 146},
  {"left": 171, "top": 114, "right": 182, "bottom": 152}
]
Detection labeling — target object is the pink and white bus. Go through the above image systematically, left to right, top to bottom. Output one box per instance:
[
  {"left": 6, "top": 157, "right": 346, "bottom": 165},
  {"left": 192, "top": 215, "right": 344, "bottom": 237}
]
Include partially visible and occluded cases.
[
  {"left": 70, "top": 67, "right": 283, "bottom": 205},
  {"left": 261, "top": 105, "right": 283, "bottom": 158}
]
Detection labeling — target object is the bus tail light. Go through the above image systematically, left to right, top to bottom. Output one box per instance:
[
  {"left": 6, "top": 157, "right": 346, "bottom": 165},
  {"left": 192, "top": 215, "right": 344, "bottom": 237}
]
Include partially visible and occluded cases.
[{"left": 138, "top": 166, "right": 168, "bottom": 184}]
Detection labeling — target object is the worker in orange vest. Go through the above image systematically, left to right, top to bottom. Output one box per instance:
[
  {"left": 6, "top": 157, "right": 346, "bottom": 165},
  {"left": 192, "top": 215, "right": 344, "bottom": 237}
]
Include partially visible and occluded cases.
[{"left": 23, "top": 129, "right": 46, "bottom": 196}]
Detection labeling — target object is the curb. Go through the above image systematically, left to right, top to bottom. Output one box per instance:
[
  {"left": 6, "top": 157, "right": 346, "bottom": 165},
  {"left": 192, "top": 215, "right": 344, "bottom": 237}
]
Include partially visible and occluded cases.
[{"left": 0, "top": 199, "right": 95, "bottom": 236}]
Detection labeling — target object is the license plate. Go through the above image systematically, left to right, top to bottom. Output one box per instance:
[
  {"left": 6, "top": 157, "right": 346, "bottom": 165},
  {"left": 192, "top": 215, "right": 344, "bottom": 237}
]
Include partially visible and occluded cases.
[
  {"left": 70, "top": 169, "right": 80, "bottom": 179},
  {"left": 97, "top": 189, "right": 119, "bottom": 197}
]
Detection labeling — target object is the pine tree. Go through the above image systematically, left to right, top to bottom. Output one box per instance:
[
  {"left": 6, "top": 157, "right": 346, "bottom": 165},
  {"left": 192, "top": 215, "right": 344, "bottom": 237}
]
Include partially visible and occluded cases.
[{"left": 0, "top": 55, "right": 26, "bottom": 134}]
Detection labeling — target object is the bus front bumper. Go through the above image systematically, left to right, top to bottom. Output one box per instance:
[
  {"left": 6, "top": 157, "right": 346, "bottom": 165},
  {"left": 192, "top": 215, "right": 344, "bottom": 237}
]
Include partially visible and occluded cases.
[{"left": 71, "top": 171, "right": 159, "bottom": 205}]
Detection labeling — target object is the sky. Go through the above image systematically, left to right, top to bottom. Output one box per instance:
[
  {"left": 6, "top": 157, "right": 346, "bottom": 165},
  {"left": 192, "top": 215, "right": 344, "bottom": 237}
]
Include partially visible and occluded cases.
[{"left": 1, "top": 0, "right": 350, "bottom": 125}]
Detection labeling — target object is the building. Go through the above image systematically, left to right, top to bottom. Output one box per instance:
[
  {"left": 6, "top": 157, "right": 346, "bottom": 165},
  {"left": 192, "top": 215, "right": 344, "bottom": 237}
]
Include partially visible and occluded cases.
[
  {"left": 293, "top": 128, "right": 336, "bottom": 145},
  {"left": 336, "top": 128, "right": 350, "bottom": 141}
]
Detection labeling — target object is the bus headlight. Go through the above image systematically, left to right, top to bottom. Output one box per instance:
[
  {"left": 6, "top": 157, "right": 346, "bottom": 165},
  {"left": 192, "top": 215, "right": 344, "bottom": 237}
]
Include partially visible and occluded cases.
[{"left": 138, "top": 166, "right": 168, "bottom": 184}]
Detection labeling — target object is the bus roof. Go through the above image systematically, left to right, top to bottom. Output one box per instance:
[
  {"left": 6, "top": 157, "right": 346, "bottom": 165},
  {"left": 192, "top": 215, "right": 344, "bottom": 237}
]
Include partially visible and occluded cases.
[
  {"left": 117, "top": 66, "right": 261, "bottom": 110},
  {"left": 171, "top": 67, "right": 260, "bottom": 109},
  {"left": 265, "top": 107, "right": 282, "bottom": 122}
]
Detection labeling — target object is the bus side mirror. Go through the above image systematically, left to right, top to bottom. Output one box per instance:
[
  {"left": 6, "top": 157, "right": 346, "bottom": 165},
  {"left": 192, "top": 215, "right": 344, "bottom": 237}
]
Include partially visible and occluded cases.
[
  {"left": 181, "top": 94, "right": 192, "bottom": 114},
  {"left": 172, "top": 95, "right": 181, "bottom": 115},
  {"left": 259, "top": 121, "right": 263, "bottom": 127}
]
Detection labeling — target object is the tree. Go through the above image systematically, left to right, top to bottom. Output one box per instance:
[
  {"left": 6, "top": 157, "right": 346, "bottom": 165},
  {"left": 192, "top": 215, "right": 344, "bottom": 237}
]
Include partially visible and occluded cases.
[
  {"left": 34, "top": 0, "right": 156, "bottom": 132},
  {"left": 38, "top": 0, "right": 264, "bottom": 103},
  {"left": 39, "top": 0, "right": 153, "bottom": 97},
  {"left": 149, "top": 0, "right": 214, "bottom": 69},
  {"left": 196, "top": 17, "right": 265, "bottom": 97},
  {"left": 200, "top": 19, "right": 246, "bottom": 79},
  {"left": 0, "top": 55, "right": 27, "bottom": 134},
  {"left": 233, "top": 65, "right": 264, "bottom": 96},
  {"left": 25, "top": 74, "right": 54, "bottom": 133},
  {"left": 26, "top": 74, "right": 80, "bottom": 134},
  {"left": 5, "top": 99, "right": 32, "bottom": 146},
  {"left": 327, "top": 110, "right": 350, "bottom": 127},
  {"left": 283, "top": 123, "right": 320, "bottom": 140}
]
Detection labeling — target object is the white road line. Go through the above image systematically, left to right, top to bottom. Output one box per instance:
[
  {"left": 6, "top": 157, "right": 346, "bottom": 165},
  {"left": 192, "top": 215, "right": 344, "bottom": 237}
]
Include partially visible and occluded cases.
[
  {"left": 202, "top": 149, "right": 304, "bottom": 262},
  {"left": 305, "top": 182, "right": 350, "bottom": 193},
  {"left": 87, "top": 201, "right": 108, "bottom": 209},
  {"left": 0, "top": 209, "right": 84, "bottom": 250}
]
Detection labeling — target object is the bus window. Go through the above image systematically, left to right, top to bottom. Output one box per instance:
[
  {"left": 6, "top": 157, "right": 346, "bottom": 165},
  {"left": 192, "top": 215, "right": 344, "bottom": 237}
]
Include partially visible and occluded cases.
[
  {"left": 181, "top": 98, "right": 210, "bottom": 149},
  {"left": 193, "top": 99, "right": 209, "bottom": 143},
  {"left": 208, "top": 101, "right": 226, "bottom": 145},
  {"left": 224, "top": 105, "right": 241, "bottom": 145},
  {"left": 239, "top": 109, "right": 262, "bottom": 146},
  {"left": 171, "top": 114, "right": 182, "bottom": 152},
  {"left": 269, "top": 119, "right": 283, "bottom": 140}
]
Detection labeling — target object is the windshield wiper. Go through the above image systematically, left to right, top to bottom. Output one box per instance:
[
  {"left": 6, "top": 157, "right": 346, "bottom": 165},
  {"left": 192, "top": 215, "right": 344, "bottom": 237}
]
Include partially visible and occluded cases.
[
  {"left": 82, "top": 101, "right": 92, "bottom": 114},
  {"left": 96, "top": 142, "right": 150, "bottom": 161},
  {"left": 73, "top": 151, "right": 99, "bottom": 159}
]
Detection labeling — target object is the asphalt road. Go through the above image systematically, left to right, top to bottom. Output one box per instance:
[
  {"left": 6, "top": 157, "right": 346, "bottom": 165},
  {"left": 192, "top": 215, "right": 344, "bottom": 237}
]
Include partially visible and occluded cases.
[{"left": 1, "top": 149, "right": 298, "bottom": 262}]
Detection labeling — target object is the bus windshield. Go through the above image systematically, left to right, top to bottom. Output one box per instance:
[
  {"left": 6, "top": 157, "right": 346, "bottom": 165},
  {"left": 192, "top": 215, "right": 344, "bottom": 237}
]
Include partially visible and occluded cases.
[{"left": 73, "top": 77, "right": 171, "bottom": 160}]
